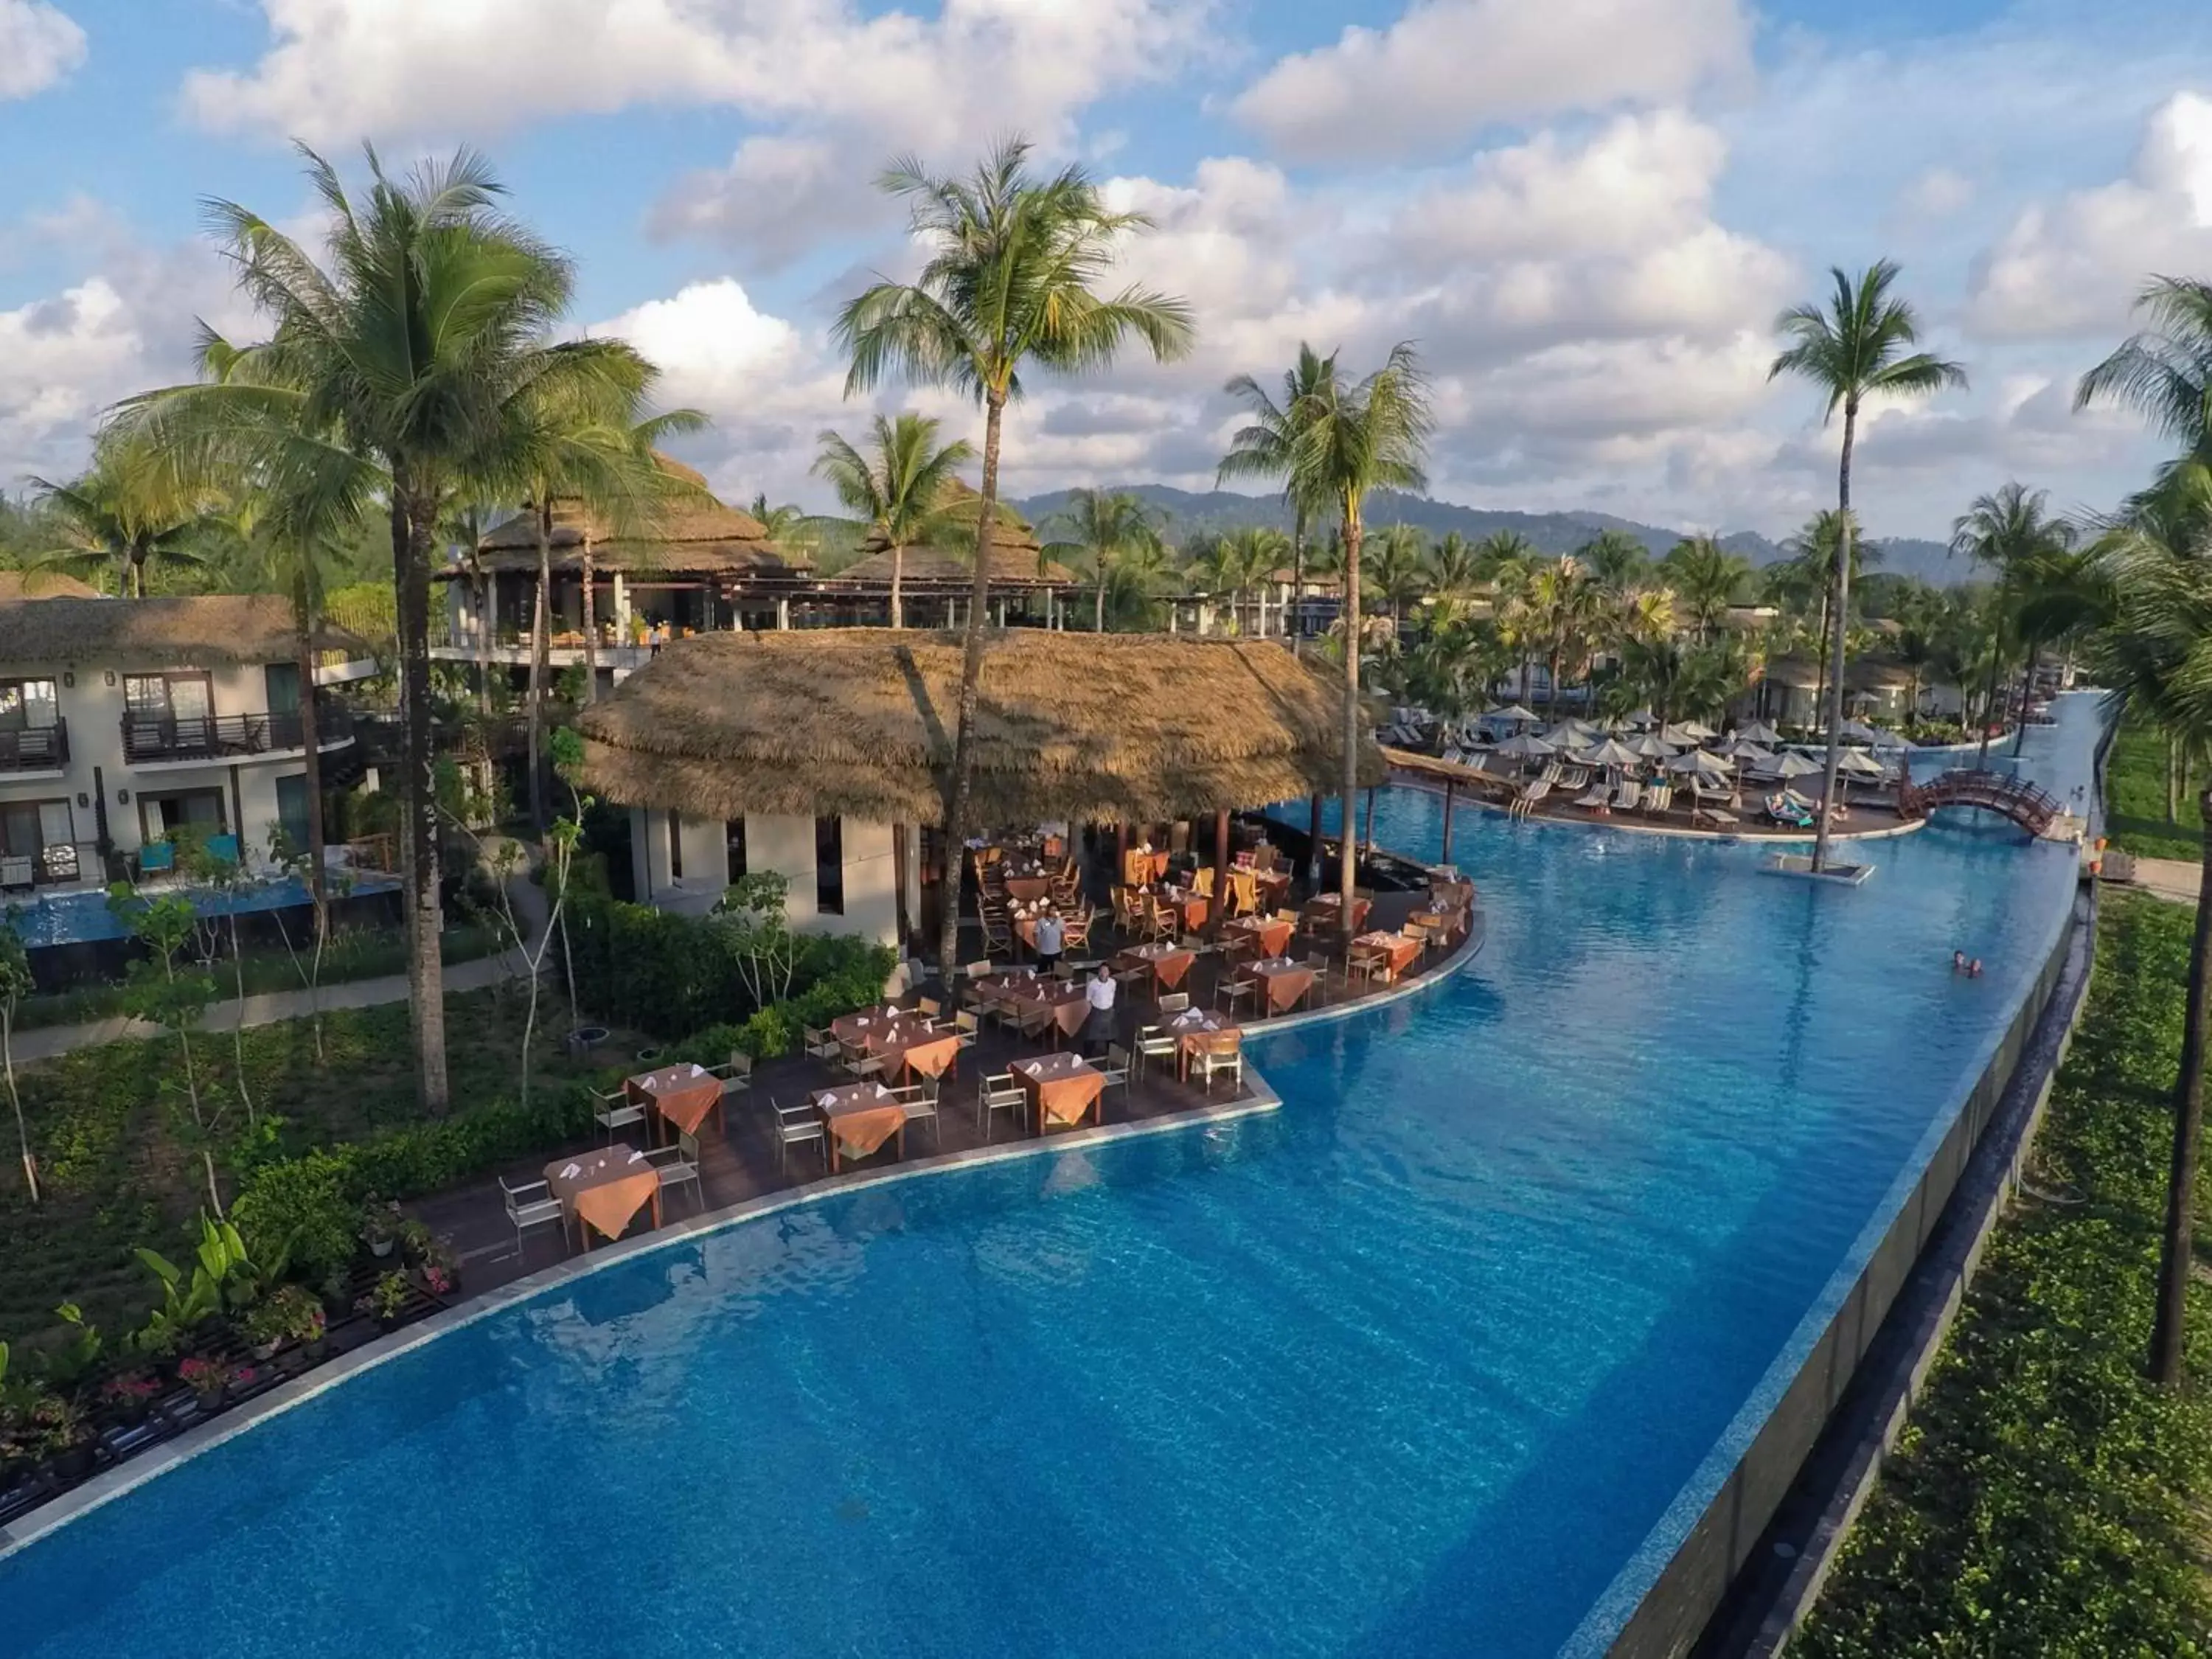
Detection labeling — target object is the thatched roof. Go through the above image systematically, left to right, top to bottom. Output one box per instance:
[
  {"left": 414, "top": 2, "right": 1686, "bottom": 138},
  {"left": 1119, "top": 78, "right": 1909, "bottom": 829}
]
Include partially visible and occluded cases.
[
  {"left": 459, "top": 460, "right": 811, "bottom": 580},
  {"left": 835, "top": 484, "right": 1074, "bottom": 589},
  {"left": 0, "top": 570, "right": 100, "bottom": 601},
  {"left": 0, "top": 595, "right": 369, "bottom": 667},
  {"left": 579, "top": 629, "right": 1383, "bottom": 824},
  {"left": 1763, "top": 654, "right": 1914, "bottom": 692}
]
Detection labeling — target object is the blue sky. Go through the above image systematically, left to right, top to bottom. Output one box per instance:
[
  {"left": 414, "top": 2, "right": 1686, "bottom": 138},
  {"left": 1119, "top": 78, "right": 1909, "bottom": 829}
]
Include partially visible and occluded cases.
[{"left": 2, "top": 0, "right": 2208, "bottom": 538}]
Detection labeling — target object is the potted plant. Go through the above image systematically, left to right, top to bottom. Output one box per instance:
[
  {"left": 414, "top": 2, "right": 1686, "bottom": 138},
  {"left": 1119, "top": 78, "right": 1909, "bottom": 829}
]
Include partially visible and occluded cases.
[
  {"left": 361, "top": 1200, "right": 401, "bottom": 1260},
  {"left": 409, "top": 1231, "right": 460, "bottom": 1299},
  {"left": 355, "top": 1270, "right": 411, "bottom": 1332},
  {"left": 244, "top": 1286, "right": 324, "bottom": 1360},
  {"left": 177, "top": 1355, "right": 232, "bottom": 1411},
  {"left": 100, "top": 1372, "right": 162, "bottom": 1429},
  {"left": 24, "top": 1392, "right": 97, "bottom": 1481}
]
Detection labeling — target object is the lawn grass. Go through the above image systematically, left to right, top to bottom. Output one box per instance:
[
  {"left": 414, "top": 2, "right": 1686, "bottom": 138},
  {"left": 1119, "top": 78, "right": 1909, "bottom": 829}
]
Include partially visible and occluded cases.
[
  {"left": 2104, "top": 718, "right": 2205, "bottom": 861},
  {"left": 1795, "top": 893, "right": 2212, "bottom": 1657},
  {"left": 0, "top": 979, "right": 627, "bottom": 1349}
]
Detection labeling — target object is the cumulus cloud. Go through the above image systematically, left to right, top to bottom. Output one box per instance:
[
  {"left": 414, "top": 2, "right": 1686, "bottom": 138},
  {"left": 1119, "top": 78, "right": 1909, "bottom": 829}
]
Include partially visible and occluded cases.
[
  {"left": 0, "top": 0, "right": 85, "bottom": 100},
  {"left": 1231, "top": 0, "right": 1750, "bottom": 164},
  {"left": 1969, "top": 91, "right": 2212, "bottom": 338}
]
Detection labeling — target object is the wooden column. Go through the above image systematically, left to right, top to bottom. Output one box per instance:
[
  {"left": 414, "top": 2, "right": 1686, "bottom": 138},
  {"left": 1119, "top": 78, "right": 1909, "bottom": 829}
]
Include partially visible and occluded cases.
[
  {"left": 1440, "top": 779, "right": 1455, "bottom": 869},
  {"left": 1363, "top": 786, "right": 1377, "bottom": 856},
  {"left": 1307, "top": 792, "right": 1324, "bottom": 888},
  {"left": 1211, "top": 807, "right": 1231, "bottom": 935},
  {"left": 891, "top": 822, "right": 912, "bottom": 953}
]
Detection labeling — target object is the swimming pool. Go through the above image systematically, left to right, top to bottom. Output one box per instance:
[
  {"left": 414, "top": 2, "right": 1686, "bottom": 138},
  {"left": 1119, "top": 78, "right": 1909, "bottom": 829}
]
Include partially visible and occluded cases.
[
  {"left": 0, "top": 699, "right": 2102, "bottom": 1658},
  {"left": 2, "top": 872, "right": 400, "bottom": 949}
]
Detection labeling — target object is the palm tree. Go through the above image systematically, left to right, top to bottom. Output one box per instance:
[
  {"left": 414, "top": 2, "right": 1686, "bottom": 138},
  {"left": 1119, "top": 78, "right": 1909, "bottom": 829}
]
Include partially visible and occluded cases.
[
  {"left": 835, "top": 136, "right": 1194, "bottom": 988},
  {"left": 120, "top": 147, "right": 646, "bottom": 1113},
  {"left": 1770, "top": 260, "right": 1966, "bottom": 870},
  {"left": 2076, "top": 277, "right": 2212, "bottom": 469},
  {"left": 1220, "top": 343, "right": 1337, "bottom": 653},
  {"left": 1283, "top": 343, "right": 1432, "bottom": 918},
  {"left": 814, "top": 414, "right": 975, "bottom": 630},
  {"left": 30, "top": 441, "right": 212, "bottom": 597},
  {"left": 2087, "top": 462, "right": 2212, "bottom": 1385},
  {"left": 1950, "top": 485, "right": 2069, "bottom": 765},
  {"left": 1046, "top": 487, "right": 1160, "bottom": 633},
  {"left": 1366, "top": 523, "right": 1430, "bottom": 626},
  {"left": 1580, "top": 528, "right": 1649, "bottom": 593},
  {"left": 1429, "top": 531, "right": 1481, "bottom": 605},
  {"left": 1661, "top": 535, "right": 1750, "bottom": 641}
]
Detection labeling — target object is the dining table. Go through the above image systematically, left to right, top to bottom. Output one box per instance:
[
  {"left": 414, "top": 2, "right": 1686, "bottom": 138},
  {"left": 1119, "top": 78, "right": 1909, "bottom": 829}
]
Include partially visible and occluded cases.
[
  {"left": 1003, "top": 874, "right": 1052, "bottom": 904},
  {"left": 1158, "top": 886, "right": 1209, "bottom": 931},
  {"left": 1304, "top": 892, "right": 1372, "bottom": 933},
  {"left": 1222, "top": 914, "right": 1295, "bottom": 959},
  {"left": 1349, "top": 930, "right": 1423, "bottom": 984},
  {"left": 1113, "top": 941, "right": 1194, "bottom": 992},
  {"left": 1240, "top": 956, "right": 1317, "bottom": 1015},
  {"left": 1162, "top": 1006, "right": 1241, "bottom": 1081},
  {"left": 1011, "top": 1051, "right": 1105, "bottom": 1133},
  {"left": 625, "top": 1062, "right": 723, "bottom": 1141},
  {"left": 812, "top": 1081, "right": 908, "bottom": 1172},
  {"left": 544, "top": 1144, "right": 662, "bottom": 1248}
]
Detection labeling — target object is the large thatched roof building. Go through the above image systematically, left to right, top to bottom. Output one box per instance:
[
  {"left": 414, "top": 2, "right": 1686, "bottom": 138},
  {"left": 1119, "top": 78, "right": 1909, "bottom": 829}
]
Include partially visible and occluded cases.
[
  {"left": 462, "top": 459, "right": 811, "bottom": 581},
  {"left": 831, "top": 484, "right": 1074, "bottom": 591},
  {"left": 0, "top": 571, "right": 100, "bottom": 601},
  {"left": 0, "top": 594, "right": 366, "bottom": 666},
  {"left": 580, "top": 629, "right": 1381, "bottom": 826}
]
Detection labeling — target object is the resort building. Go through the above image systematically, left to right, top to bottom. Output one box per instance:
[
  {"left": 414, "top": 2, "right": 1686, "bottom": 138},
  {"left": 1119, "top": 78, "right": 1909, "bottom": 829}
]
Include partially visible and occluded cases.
[
  {"left": 0, "top": 594, "right": 373, "bottom": 888},
  {"left": 579, "top": 628, "right": 1375, "bottom": 949}
]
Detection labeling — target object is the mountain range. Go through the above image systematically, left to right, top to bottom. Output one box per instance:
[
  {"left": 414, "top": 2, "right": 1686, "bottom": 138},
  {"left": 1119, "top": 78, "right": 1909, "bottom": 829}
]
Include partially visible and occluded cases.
[{"left": 1009, "top": 485, "right": 1961, "bottom": 586}]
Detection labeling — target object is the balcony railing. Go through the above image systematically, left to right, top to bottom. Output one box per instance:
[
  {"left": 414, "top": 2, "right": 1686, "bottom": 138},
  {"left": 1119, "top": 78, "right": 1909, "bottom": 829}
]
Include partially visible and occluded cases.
[
  {"left": 121, "top": 706, "right": 354, "bottom": 765},
  {"left": 0, "top": 720, "right": 67, "bottom": 773},
  {"left": 0, "top": 839, "right": 94, "bottom": 891}
]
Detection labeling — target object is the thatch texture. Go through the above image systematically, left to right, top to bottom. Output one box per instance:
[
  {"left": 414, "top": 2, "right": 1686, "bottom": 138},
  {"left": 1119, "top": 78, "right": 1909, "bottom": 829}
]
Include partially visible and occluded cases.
[
  {"left": 461, "top": 462, "right": 810, "bottom": 580},
  {"left": 835, "top": 483, "right": 1073, "bottom": 588},
  {"left": 0, "top": 571, "right": 100, "bottom": 601},
  {"left": 0, "top": 595, "right": 368, "bottom": 666},
  {"left": 580, "top": 629, "right": 1383, "bottom": 825}
]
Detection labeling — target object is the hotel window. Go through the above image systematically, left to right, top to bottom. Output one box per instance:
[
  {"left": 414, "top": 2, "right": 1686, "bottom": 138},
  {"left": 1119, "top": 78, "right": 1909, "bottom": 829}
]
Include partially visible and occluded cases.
[
  {"left": 123, "top": 672, "right": 213, "bottom": 724},
  {"left": 0, "top": 679, "right": 58, "bottom": 731},
  {"left": 668, "top": 809, "right": 683, "bottom": 880},
  {"left": 815, "top": 815, "right": 844, "bottom": 915},
  {"left": 725, "top": 818, "right": 747, "bottom": 883}
]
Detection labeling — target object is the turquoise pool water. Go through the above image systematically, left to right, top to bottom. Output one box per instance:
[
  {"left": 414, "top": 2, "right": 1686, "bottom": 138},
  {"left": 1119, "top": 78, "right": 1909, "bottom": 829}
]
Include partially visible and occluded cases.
[
  {"left": 0, "top": 698, "right": 2102, "bottom": 1658},
  {"left": 4, "top": 873, "right": 400, "bottom": 949}
]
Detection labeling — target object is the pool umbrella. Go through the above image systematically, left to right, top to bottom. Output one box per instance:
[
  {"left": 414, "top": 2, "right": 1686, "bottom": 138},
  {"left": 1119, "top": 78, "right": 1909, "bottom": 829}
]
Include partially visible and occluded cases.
[
  {"left": 1484, "top": 703, "right": 1540, "bottom": 727},
  {"left": 1622, "top": 706, "right": 1658, "bottom": 729},
  {"left": 1837, "top": 717, "right": 1885, "bottom": 745},
  {"left": 1543, "top": 718, "right": 1601, "bottom": 746},
  {"left": 1674, "top": 718, "right": 1717, "bottom": 742},
  {"left": 1733, "top": 720, "right": 1781, "bottom": 745},
  {"left": 1658, "top": 723, "right": 1702, "bottom": 748},
  {"left": 1492, "top": 731, "right": 1557, "bottom": 759},
  {"left": 1620, "top": 731, "right": 1676, "bottom": 760},
  {"left": 1581, "top": 737, "right": 1642, "bottom": 769},
  {"left": 1722, "top": 740, "right": 1775, "bottom": 765},
  {"left": 1836, "top": 747, "right": 1887, "bottom": 776},
  {"left": 1666, "top": 748, "right": 1733, "bottom": 776},
  {"left": 1772, "top": 751, "right": 1823, "bottom": 779}
]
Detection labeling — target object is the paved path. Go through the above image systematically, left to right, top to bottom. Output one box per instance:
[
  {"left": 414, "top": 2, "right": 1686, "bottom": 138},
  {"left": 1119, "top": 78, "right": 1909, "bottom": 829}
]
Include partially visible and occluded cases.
[
  {"left": 2126, "top": 856, "right": 2202, "bottom": 907},
  {"left": 13, "top": 871, "right": 554, "bottom": 1065}
]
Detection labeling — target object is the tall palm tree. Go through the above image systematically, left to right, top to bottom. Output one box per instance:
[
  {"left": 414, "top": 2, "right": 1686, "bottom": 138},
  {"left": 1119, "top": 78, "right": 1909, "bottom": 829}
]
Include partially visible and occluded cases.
[
  {"left": 835, "top": 136, "right": 1194, "bottom": 989},
  {"left": 120, "top": 146, "right": 646, "bottom": 1113},
  {"left": 1770, "top": 260, "right": 1966, "bottom": 870},
  {"left": 2076, "top": 277, "right": 2212, "bottom": 469},
  {"left": 1283, "top": 342, "right": 1432, "bottom": 917},
  {"left": 1220, "top": 343, "right": 1336, "bottom": 653},
  {"left": 814, "top": 414, "right": 975, "bottom": 630},
  {"left": 30, "top": 441, "right": 212, "bottom": 597},
  {"left": 2087, "top": 462, "right": 2212, "bottom": 1385},
  {"left": 1950, "top": 485, "right": 2068, "bottom": 765},
  {"left": 1046, "top": 486, "right": 1159, "bottom": 633},
  {"left": 1365, "top": 522, "right": 1430, "bottom": 626},
  {"left": 1580, "top": 527, "right": 1649, "bottom": 594},
  {"left": 1429, "top": 531, "right": 1481, "bottom": 603},
  {"left": 1661, "top": 535, "right": 1750, "bottom": 641}
]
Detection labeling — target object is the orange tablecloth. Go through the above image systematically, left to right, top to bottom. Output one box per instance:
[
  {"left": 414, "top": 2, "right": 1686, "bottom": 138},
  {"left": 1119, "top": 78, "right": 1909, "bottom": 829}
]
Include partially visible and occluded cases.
[
  {"left": 1122, "top": 849, "right": 1171, "bottom": 886},
  {"left": 1161, "top": 888, "right": 1208, "bottom": 930},
  {"left": 1304, "top": 893, "right": 1371, "bottom": 932},
  {"left": 1223, "top": 916, "right": 1294, "bottom": 957},
  {"left": 1350, "top": 931, "right": 1422, "bottom": 982},
  {"left": 1114, "top": 943, "right": 1194, "bottom": 990},
  {"left": 1242, "top": 959, "right": 1316, "bottom": 1013},
  {"left": 1163, "top": 1006, "right": 1239, "bottom": 1079},
  {"left": 884, "top": 1032, "right": 961, "bottom": 1082},
  {"left": 1013, "top": 1052, "right": 1105, "bottom": 1130},
  {"left": 627, "top": 1062, "right": 722, "bottom": 1138},
  {"left": 813, "top": 1082, "right": 906, "bottom": 1170},
  {"left": 545, "top": 1146, "right": 661, "bottom": 1245}
]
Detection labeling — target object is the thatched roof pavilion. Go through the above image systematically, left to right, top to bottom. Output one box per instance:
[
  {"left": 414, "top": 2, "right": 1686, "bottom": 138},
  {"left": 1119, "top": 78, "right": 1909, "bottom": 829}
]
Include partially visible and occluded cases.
[
  {"left": 458, "top": 459, "right": 811, "bottom": 580},
  {"left": 834, "top": 484, "right": 1074, "bottom": 590},
  {"left": 0, "top": 571, "right": 100, "bottom": 601},
  {"left": 0, "top": 594, "right": 367, "bottom": 665},
  {"left": 579, "top": 629, "right": 1382, "bottom": 824}
]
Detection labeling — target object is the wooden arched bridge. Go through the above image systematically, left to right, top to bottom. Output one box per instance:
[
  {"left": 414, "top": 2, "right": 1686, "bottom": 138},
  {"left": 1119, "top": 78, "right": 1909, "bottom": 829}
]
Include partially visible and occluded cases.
[{"left": 1897, "top": 768, "right": 2065, "bottom": 837}]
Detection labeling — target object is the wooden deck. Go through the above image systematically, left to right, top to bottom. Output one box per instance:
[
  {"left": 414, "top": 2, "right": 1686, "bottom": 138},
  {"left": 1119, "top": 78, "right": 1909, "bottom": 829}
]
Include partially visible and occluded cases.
[{"left": 414, "top": 886, "right": 1467, "bottom": 1297}]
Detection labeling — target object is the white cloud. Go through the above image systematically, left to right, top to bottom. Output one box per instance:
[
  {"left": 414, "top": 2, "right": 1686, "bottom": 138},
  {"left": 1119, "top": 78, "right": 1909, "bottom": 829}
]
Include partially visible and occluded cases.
[
  {"left": 0, "top": 0, "right": 85, "bottom": 100},
  {"left": 1231, "top": 0, "right": 1750, "bottom": 164},
  {"left": 1969, "top": 91, "right": 2212, "bottom": 338},
  {"left": 1898, "top": 167, "right": 1975, "bottom": 222},
  {"left": 0, "top": 280, "right": 141, "bottom": 480}
]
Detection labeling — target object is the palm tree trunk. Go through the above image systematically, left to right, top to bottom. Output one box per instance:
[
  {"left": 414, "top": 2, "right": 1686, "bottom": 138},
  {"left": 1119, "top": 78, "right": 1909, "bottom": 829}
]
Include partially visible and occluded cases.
[
  {"left": 938, "top": 394, "right": 1004, "bottom": 999},
  {"left": 1811, "top": 406, "right": 1856, "bottom": 873},
  {"left": 392, "top": 481, "right": 450, "bottom": 1114},
  {"left": 1339, "top": 502, "right": 1363, "bottom": 931},
  {"left": 526, "top": 503, "right": 552, "bottom": 832},
  {"left": 1289, "top": 511, "right": 1307, "bottom": 658},
  {"left": 580, "top": 535, "right": 599, "bottom": 703},
  {"left": 891, "top": 542, "right": 905, "bottom": 630},
  {"left": 1094, "top": 564, "right": 1107, "bottom": 633},
  {"left": 473, "top": 566, "right": 493, "bottom": 717},
  {"left": 292, "top": 581, "right": 327, "bottom": 947},
  {"left": 1812, "top": 584, "right": 1832, "bottom": 738},
  {"left": 2011, "top": 644, "right": 2036, "bottom": 757},
  {"left": 1975, "top": 648, "right": 2004, "bottom": 768},
  {"left": 2150, "top": 785, "right": 2212, "bottom": 1385}
]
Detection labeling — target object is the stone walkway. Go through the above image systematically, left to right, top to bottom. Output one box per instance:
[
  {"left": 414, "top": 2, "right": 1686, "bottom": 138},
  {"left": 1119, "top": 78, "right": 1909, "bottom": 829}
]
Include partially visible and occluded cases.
[
  {"left": 2125, "top": 856, "right": 2201, "bottom": 907},
  {"left": 13, "top": 874, "right": 552, "bottom": 1064}
]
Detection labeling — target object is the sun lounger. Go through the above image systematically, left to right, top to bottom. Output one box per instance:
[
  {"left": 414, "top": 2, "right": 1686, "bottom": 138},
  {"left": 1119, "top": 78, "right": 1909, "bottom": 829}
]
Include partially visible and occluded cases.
[
  {"left": 1509, "top": 778, "right": 1554, "bottom": 818},
  {"left": 1613, "top": 780, "right": 1642, "bottom": 812},
  {"left": 1574, "top": 784, "right": 1610, "bottom": 810},
  {"left": 1643, "top": 784, "right": 1674, "bottom": 817},
  {"left": 1694, "top": 804, "right": 1739, "bottom": 827}
]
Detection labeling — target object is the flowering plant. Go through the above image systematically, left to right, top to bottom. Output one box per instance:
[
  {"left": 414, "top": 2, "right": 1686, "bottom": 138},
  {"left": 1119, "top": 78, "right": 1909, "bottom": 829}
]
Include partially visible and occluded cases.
[
  {"left": 418, "top": 1265, "right": 453, "bottom": 1298},
  {"left": 355, "top": 1270, "right": 410, "bottom": 1323},
  {"left": 178, "top": 1356, "right": 232, "bottom": 1397},
  {"left": 101, "top": 1374, "right": 161, "bottom": 1407}
]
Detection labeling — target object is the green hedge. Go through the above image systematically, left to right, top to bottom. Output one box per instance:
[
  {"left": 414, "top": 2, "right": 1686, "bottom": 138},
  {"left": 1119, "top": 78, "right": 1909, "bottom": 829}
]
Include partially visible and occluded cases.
[
  {"left": 1798, "top": 893, "right": 2212, "bottom": 1656},
  {"left": 563, "top": 894, "right": 896, "bottom": 1037}
]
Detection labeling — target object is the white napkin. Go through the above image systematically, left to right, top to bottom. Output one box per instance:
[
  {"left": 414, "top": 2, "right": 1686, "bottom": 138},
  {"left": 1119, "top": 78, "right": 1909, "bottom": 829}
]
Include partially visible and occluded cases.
[
  {"left": 628, "top": 1151, "right": 646, "bottom": 1164},
  {"left": 560, "top": 1162, "right": 581, "bottom": 1179}
]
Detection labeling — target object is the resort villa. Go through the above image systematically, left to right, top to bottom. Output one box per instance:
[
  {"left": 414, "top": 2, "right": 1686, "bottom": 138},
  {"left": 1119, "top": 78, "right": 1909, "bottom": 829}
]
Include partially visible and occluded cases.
[{"left": 0, "top": 593, "right": 374, "bottom": 888}]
